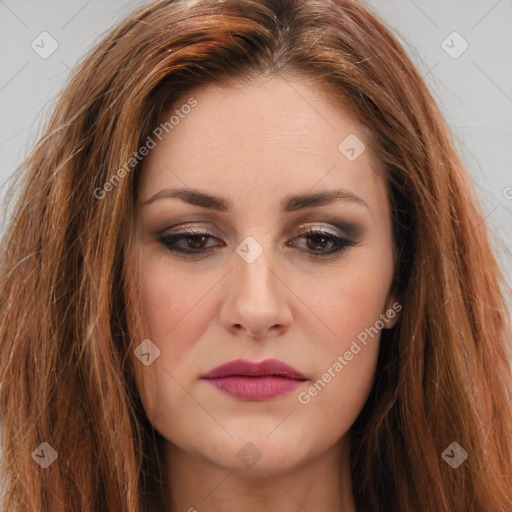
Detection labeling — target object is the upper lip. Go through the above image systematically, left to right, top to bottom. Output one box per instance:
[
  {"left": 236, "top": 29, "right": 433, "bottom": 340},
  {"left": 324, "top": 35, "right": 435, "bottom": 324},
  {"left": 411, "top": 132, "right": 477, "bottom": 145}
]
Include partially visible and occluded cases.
[{"left": 201, "top": 358, "right": 308, "bottom": 380}]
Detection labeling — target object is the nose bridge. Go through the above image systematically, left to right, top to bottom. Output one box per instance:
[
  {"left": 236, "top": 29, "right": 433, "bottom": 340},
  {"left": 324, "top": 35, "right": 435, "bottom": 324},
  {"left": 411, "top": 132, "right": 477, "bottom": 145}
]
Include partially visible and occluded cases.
[
  {"left": 221, "top": 231, "right": 292, "bottom": 337},
  {"left": 234, "top": 233, "right": 278, "bottom": 302}
]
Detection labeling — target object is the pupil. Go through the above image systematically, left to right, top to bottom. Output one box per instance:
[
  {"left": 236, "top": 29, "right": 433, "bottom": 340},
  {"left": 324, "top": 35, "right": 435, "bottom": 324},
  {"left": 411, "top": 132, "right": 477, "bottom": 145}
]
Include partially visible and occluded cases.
[
  {"left": 308, "top": 234, "right": 327, "bottom": 251},
  {"left": 189, "top": 235, "right": 207, "bottom": 248}
]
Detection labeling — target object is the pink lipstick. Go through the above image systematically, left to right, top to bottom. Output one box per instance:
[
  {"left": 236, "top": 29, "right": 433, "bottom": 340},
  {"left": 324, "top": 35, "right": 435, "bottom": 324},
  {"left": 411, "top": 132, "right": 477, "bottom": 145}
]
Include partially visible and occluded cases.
[{"left": 201, "top": 358, "right": 308, "bottom": 400}]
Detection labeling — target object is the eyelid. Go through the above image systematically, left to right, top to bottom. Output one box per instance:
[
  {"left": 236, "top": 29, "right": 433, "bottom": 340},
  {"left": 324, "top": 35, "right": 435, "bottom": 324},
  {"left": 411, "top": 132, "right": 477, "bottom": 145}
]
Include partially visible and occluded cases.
[
  {"left": 295, "top": 221, "right": 363, "bottom": 246},
  {"left": 159, "top": 223, "right": 219, "bottom": 238},
  {"left": 294, "top": 223, "right": 350, "bottom": 237}
]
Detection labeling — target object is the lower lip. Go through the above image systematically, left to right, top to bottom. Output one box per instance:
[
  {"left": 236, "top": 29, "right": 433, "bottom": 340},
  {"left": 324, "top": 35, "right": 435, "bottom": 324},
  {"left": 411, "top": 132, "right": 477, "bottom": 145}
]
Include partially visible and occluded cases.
[{"left": 203, "top": 376, "right": 305, "bottom": 400}]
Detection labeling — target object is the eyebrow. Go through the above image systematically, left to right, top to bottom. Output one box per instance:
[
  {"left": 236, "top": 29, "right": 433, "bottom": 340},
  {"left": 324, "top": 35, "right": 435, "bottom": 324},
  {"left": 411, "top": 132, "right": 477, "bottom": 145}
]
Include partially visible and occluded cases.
[{"left": 141, "top": 187, "right": 369, "bottom": 212}]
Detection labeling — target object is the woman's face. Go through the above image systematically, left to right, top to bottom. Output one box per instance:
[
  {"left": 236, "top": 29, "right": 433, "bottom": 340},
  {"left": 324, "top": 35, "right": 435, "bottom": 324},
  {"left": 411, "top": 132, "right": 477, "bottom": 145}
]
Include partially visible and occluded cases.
[{"left": 130, "top": 75, "right": 399, "bottom": 475}]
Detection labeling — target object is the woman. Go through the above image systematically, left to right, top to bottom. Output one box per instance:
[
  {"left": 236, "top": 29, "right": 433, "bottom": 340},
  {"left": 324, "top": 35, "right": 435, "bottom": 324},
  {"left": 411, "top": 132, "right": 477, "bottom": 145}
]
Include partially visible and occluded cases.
[{"left": 1, "top": 0, "right": 511, "bottom": 511}]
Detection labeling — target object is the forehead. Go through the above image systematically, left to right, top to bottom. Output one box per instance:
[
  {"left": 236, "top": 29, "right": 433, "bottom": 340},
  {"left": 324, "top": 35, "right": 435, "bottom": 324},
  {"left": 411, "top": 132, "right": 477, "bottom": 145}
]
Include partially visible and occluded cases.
[{"left": 138, "top": 76, "right": 386, "bottom": 215}]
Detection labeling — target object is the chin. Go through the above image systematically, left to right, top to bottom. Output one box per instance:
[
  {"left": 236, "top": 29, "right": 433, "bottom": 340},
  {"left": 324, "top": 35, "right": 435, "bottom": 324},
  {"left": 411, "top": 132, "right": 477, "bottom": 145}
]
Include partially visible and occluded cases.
[{"left": 197, "top": 428, "right": 316, "bottom": 476}]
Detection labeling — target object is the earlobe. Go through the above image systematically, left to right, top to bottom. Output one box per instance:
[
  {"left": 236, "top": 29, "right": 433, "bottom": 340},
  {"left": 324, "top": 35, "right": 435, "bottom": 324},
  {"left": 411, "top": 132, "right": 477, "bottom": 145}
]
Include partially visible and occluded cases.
[{"left": 383, "top": 296, "right": 402, "bottom": 329}]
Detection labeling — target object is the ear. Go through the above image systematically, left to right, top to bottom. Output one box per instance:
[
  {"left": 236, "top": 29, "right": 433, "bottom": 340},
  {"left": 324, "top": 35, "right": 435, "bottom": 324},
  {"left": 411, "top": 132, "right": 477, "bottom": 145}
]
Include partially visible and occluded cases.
[{"left": 382, "top": 294, "right": 402, "bottom": 329}]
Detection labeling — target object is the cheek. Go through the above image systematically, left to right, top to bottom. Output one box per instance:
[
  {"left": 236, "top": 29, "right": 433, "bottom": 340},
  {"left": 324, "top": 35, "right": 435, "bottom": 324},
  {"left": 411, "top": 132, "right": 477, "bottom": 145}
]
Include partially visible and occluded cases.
[
  {"left": 291, "top": 252, "right": 392, "bottom": 423},
  {"left": 297, "top": 252, "right": 393, "bottom": 353},
  {"left": 133, "top": 258, "right": 219, "bottom": 426},
  {"left": 138, "top": 258, "right": 215, "bottom": 358},
  {"left": 293, "top": 284, "right": 385, "bottom": 448},
  {"left": 296, "top": 348, "right": 378, "bottom": 457}
]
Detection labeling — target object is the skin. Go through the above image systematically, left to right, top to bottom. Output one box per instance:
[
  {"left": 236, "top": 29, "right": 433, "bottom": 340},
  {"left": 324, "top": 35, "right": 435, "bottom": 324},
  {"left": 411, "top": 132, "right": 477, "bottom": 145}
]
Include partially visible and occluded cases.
[{"left": 129, "top": 73, "right": 399, "bottom": 512}]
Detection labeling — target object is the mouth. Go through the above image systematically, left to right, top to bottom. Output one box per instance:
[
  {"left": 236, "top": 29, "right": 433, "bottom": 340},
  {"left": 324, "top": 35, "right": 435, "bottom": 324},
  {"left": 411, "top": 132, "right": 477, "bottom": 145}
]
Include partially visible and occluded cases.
[{"left": 200, "top": 358, "right": 308, "bottom": 401}]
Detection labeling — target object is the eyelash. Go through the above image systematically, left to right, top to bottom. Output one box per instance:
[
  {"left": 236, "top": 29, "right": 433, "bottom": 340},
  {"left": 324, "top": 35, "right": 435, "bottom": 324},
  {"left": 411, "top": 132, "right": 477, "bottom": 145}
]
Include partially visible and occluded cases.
[{"left": 158, "top": 226, "right": 357, "bottom": 259}]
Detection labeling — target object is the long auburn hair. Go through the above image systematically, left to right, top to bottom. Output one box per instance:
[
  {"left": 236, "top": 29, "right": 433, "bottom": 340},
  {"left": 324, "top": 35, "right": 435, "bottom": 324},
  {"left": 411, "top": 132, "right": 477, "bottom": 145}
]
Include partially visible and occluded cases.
[{"left": 1, "top": 0, "right": 511, "bottom": 510}]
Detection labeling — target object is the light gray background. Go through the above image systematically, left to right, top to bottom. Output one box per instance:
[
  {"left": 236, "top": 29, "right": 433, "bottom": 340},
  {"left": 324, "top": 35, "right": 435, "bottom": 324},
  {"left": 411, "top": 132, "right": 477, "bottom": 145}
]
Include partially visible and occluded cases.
[{"left": 0, "top": 0, "right": 511, "bottom": 307}]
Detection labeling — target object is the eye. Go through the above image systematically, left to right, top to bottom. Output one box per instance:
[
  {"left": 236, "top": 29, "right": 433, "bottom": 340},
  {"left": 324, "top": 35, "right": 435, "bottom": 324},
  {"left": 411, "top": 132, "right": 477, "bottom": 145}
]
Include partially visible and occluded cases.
[
  {"left": 158, "top": 225, "right": 357, "bottom": 258},
  {"left": 158, "top": 227, "right": 221, "bottom": 255},
  {"left": 288, "top": 227, "right": 357, "bottom": 258}
]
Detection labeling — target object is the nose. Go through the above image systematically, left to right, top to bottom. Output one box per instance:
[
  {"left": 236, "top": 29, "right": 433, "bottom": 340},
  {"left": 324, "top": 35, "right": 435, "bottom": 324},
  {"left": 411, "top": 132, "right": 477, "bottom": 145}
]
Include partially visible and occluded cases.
[{"left": 220, "top": 245, "right": 293, "bottom": 339}]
